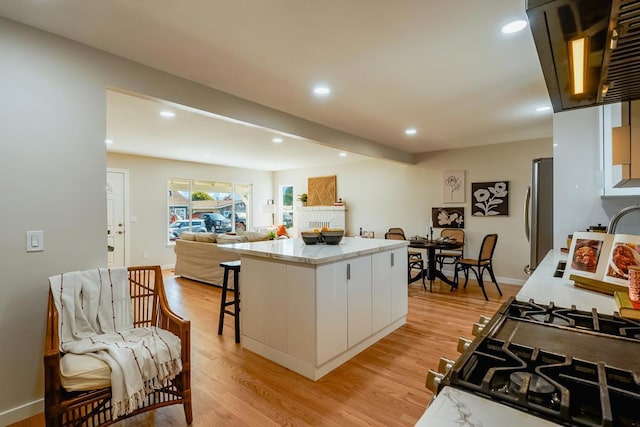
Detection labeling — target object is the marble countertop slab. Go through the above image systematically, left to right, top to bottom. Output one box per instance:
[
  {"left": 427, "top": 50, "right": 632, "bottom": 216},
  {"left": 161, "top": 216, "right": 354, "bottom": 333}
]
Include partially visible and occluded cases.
[
  {"left": 219, "top": 237, "right": 408, "bottom": 265},
  {"left": 517, "top": 249, "right": 616, "bottom": 314},
  {"left": 415, "top": 387, "right": 561, "bottom": 426}
]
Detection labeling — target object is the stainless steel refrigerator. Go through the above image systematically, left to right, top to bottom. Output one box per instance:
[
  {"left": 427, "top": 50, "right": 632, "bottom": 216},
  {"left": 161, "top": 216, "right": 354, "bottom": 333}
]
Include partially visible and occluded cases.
[{"left": 524, "top": 157, "right": 553, "bottom": 274}]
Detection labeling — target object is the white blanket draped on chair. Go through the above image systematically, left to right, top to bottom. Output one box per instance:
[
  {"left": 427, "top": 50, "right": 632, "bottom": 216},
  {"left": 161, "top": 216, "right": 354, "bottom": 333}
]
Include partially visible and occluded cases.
[{"left": 49, "top": 267, "right": 183, "bottom": 419}]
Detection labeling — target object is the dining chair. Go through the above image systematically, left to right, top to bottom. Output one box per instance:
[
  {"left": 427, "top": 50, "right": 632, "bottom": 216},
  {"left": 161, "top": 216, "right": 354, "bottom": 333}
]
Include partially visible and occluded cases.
[
  {"left": 387, "top": 227, "right": 407, "bottom": 238},
  {"left": 436, "top": 229, "right": 465, "bottom": 271},
  {"left": 385, "top": 230, "right": 426, "bottom": 290},
  {"left": 454, "top": 233, "right": 502, "bottom": 301}
]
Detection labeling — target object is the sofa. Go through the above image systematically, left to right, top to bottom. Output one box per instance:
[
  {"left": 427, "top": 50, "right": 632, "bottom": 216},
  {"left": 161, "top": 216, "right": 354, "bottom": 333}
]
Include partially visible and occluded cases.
[{"left": 173, "top": 230, "right": 269, "bottom": 286}]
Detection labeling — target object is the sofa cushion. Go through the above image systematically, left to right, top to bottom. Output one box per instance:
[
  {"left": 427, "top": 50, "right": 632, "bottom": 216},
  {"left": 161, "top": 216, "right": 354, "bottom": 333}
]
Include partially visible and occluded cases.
[
  {"left": 240, "top": 231, "right": 270, "bottom": 242},
  {"left": 180, "top": 232, "right": 197, "bottom": 241},
  {"left": 194, "top": 232, "right": 217, "bottom": 243},
  {"left": 216, "top": 234, "right": 249, "bottom": 244},
  {"left": 60, "top": 353, "right": 111, "bottom": 391}
]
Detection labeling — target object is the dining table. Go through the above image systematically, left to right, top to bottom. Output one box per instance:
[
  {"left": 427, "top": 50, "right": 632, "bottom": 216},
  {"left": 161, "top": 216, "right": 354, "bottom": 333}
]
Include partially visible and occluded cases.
[{"left": 409, "top": 237, "right": 463, "bottom": 290}]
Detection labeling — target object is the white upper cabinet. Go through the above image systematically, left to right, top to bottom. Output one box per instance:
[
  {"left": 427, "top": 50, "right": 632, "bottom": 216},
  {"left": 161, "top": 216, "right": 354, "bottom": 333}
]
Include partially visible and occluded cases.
[
  {"left": 607, "top": 101, "right": 640, "bottom": 190},
  {"left": 602, "top": 102, "right": 640, "bottom": 195}
]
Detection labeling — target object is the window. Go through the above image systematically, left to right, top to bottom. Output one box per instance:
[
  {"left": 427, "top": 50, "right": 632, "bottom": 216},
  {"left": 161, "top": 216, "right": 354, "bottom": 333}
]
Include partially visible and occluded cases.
[
  {"left": 168, "top": 179, "right": 251, "bottom": 242},
  {"left": 280, "top": 185, "right": 293, "bottom": 229}
]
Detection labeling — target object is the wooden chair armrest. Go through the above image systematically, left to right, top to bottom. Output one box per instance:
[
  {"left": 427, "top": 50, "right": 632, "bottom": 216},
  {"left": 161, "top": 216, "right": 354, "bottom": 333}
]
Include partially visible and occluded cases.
[
  {"left": 155, "top": 277, "right": 191, "bottom": 369},
  {"left": 157, "top": 286, "right": 191, "bottom": 394},
  {"left": 44, "top": 289, "right": 63, "bottom": 409},
  {"left": 159, "top": 300, "right": 190, "bottom": 341}
]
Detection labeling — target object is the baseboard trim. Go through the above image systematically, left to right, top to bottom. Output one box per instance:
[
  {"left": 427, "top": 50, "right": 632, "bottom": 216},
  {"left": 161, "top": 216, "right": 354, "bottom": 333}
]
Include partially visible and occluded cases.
[
  {"left": 438, "top": 268, "right": 526, "bottom": 286},
  {"left": 0, "top": 398, "right": 43, "bottom": 426}
]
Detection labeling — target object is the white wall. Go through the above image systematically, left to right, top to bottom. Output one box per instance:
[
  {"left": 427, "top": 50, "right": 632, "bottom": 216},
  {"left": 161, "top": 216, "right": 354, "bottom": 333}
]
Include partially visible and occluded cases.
[
  {"left": 0, "top": 18, "right": 395, "bottom": 423},
  {"left": 0, "top": 19, "right": 108, "bottom": 424},
  {"left": 553, "top": 107, "right": 640, "bottom": 250},
  {"left": 274, "top": 138, "right": 553, "bottom": 285},
  {"left": 107, "top": 153, "right": 273, "bottom": 266}
]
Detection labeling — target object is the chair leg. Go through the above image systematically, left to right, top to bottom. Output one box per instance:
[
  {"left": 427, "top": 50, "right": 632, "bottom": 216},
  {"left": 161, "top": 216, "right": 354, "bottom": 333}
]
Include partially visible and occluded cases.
[
  {"left": 487, "top": 264, "right": 502, "bottom": 296},
  {"left": 463, "top": 267, "right": 470, "bottom": 289},
  {"left": 471, "top": 267, "right": 489, "bottom": 301},
  {"left": 233, "top": 269, "right": 240, "bottom": 344},
  {"left": 218, "top": 270, "right": 229, "bottom": 335},
  {"left": 183, "top": 390, "right": 193, "bottom": 424}
]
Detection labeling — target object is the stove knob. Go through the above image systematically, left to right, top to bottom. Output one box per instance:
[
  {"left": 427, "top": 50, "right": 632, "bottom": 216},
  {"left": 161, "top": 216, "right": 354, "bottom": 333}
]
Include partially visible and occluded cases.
[
  {"left": 478, "top": 315, "right": 491, "bottom": 324},
  {"left": 471, "top": 322, "right": 486, "bottom": 336},
  {"left": 457, "top": 337, "right": 472, "bottom": 353},
  {"left": 438, "top": 357, "right": 455, "bottom": 373},
  {"left": 426, "top": 369, "right": 443, "bottom": 393}
]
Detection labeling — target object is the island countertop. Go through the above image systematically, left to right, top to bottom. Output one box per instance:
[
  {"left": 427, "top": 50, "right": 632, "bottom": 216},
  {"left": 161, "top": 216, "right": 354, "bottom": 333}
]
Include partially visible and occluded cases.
[{"left": 220, "top": 237, "right": 409, "bottom": 265}]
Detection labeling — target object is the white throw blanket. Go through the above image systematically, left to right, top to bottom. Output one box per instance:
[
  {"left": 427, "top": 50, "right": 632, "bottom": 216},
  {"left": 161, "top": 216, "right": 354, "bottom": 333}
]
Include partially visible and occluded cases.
[{"left": 49, "top": 267, "right": 183, "bottom": 419}]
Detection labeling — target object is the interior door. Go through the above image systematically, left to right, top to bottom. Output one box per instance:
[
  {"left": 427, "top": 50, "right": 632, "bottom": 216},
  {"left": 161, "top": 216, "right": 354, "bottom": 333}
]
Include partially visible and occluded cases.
[{"left": 107, "top": 170, "right": 126, "bottom": 267}]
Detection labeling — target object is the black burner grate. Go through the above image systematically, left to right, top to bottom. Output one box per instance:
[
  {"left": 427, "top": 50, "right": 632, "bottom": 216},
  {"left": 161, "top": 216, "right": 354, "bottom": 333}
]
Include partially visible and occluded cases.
[
  {"left": 441, "top": 299, "right": 640, "bottom": 427},
  {"left": 505, "top": 299, "right": 640, "bottom": 341},
  {"left": 448, "top": 337, "right": 640, "bottom": 426}
]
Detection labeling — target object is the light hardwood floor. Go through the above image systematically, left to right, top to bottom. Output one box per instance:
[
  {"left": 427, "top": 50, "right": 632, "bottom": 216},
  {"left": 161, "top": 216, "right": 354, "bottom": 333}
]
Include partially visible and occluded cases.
[{"left": 13, "top": 271, "right": 519, "bottom": 427}]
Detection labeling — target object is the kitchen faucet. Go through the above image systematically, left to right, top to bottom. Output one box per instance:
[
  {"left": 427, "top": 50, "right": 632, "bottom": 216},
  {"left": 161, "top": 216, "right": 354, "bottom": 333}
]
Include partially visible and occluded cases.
[{"left": 607, "top": 205, "right": 640, "bottom": 233}]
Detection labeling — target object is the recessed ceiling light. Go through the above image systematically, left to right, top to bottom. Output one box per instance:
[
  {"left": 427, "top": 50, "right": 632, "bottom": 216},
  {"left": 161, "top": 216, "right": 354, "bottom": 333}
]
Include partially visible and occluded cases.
[
  {"left": 501, "top": 20, "right": 527, "bottom": 34},
  {"left": 313, "top": 85, "right": 331, "bottom": 96},
  {"left": 536, "top": 106, "right": 552, "bottom": 112},
  {"left": 160, "top": 111, "right": 175, "bottom": 118},
  {"left": 405, "top": 128, "right": 417, "bottom": 135},
  {"left": 272, "top": 137, "right": 283, "bottom": 143},
  {"left": 105, "top": 139, "right": 113, "bottom": 144},
  {"left": 338, "top": 152, "right": 347, "bottom": 157},
  {"left": 203, "top": 153, "right": 211, "bottom": 158}
]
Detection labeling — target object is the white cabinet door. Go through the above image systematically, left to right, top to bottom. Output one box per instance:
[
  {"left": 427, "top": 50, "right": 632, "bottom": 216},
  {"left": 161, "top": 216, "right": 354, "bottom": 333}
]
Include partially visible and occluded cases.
[
  {"left": 391, "top": 247, "right": 408, "bottom": 321},
  {"left": 371, "top": 251, "right": 392, "bottom": 332},
  {"left": 347, "top": 256, "right": 372, "bottom": 347},
  {"left": 241, "top": 257, "right": 287, "bottom": 351},
  {"left": 316, "top": 262, "right": 348, "bottom": 365},
  {"left": 286, "top": 264, "right": 316, "bottom": 361}
]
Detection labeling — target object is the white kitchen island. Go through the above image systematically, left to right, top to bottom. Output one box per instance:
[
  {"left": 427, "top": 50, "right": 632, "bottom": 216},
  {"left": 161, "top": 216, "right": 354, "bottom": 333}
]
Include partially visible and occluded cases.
[{"left": 221, "top": 237, "right": 409, "bottom": 380}]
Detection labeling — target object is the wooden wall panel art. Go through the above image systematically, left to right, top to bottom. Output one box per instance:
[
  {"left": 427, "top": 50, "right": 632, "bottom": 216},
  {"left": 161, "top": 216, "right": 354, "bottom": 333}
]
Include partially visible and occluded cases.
[{"left": 308, "top": 175, "right": 337, "bottom": 206}]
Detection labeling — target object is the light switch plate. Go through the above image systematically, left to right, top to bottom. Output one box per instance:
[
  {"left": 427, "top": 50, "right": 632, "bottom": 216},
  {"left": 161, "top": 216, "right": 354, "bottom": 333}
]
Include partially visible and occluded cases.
[{"left": 26, "top": 230, "right": 44, "bottom": 252}]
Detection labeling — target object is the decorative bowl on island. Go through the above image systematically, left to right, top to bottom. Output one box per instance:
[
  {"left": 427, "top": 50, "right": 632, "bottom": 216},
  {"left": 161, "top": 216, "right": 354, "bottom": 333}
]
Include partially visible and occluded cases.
[
  {"left": 321, "top": 229, "right": 345, "bottom": 245},
  {"left": 300, "top": 231, "right": 321, "bottom": 245}
]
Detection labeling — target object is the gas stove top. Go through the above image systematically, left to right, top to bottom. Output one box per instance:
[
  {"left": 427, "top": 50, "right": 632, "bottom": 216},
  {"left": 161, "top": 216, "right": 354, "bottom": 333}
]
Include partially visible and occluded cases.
[{"left": 439, "top": 298, "right": 640, "bottom": 427}]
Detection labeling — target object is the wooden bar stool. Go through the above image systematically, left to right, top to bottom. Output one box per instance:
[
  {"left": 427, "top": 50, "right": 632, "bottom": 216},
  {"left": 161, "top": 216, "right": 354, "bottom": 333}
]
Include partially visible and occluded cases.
[{"left": 218, "top": 260, "right": 241, "bottom": 343}]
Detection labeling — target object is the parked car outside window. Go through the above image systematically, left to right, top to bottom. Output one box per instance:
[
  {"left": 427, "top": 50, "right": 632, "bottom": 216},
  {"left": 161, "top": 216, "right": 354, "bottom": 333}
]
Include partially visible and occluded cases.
[
  {"left": 223, "top": 211, "right": 247, "bottom": 231},
  {"left": 282, "top": 211, "right": 293, "bottom": 228},
  {"left": 199, "top": 213, "right": 232, "bottom": 233},
  {"left": 169, "top": 220, "right": 207, "bottom": 240}
]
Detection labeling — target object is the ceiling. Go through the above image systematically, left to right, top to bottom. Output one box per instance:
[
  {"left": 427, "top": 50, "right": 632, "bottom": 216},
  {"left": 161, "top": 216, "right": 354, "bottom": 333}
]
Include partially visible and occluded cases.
[{"left": 1, "top": 0, "right": 554, "bottom": 171}]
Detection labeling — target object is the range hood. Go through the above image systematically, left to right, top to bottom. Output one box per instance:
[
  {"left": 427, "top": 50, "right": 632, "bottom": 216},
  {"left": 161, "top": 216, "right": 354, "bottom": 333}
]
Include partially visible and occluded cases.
[{"left": 527, "top": 0, "right": 640, "bottom": 112}]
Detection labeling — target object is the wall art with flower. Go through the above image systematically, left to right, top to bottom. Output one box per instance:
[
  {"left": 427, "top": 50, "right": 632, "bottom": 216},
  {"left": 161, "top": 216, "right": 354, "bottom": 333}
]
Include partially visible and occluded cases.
[
  {"left": 442, "top": 170, "right": 465, "bottom": 203},
  {"left": 471, "top": 181, "right": 509, "bottom": 216},
  {"left": 432, "top": 207, "right": 465, "bottom": 229}
]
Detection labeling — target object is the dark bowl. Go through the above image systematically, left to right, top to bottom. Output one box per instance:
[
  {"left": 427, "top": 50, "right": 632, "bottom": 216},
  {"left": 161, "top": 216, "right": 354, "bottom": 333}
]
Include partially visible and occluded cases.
[
  {"left": 321, "top": 230, "right": 344, "bottom": 245},
  {"left": 300, "top": 232, "right": 320, "bottom": 245}
]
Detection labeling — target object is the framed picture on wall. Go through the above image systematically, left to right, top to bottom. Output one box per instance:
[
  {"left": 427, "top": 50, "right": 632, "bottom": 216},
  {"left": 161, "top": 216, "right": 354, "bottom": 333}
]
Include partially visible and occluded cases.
[
  {"left": 442, "top": 170, "right": 465, "bottom": 203},
  {"left": 471, "top": 181, "right": 509, "bottom": 216},
  {"left": 432, "top": 207, "right": 465, "bottom": 228}
]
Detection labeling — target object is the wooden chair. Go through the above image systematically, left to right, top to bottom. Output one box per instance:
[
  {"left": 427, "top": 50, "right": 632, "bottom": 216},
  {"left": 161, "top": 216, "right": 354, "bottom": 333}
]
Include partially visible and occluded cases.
[
  {"left": 386, "top": 228, "right": 426, "bottom": 271},
  {"left": 385, "top": 229, "right": 426, "bottom": 290},
  {"left": 436, "top": 229, "right": 465, "bottom": 270},
  {"left": 454, "top": 234, "right": 502, "bottom": 301},
  {"left": 44, "top": 266, "right": 192, "bottom": 427}
]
